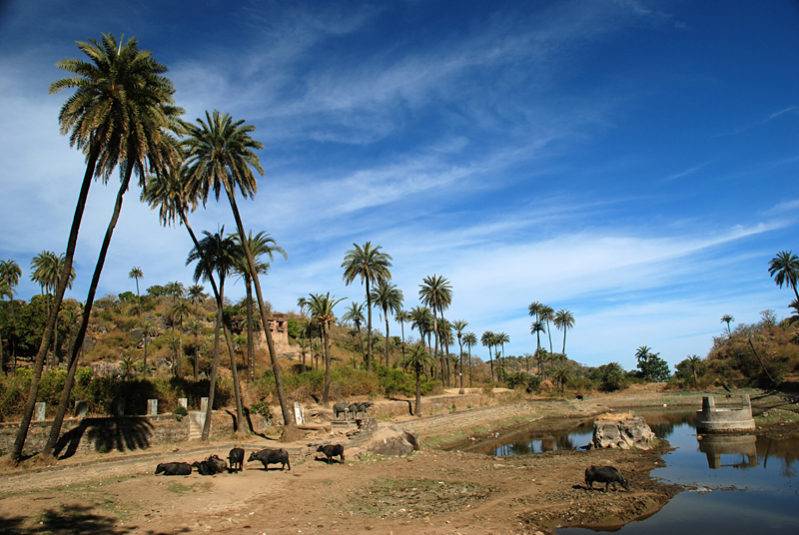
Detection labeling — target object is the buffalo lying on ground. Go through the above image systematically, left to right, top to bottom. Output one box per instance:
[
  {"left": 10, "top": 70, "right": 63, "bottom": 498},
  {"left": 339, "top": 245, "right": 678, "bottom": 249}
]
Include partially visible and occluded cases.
[
  {"left": 316, "top": 443, "right": 345, "bottom": 463},
  {"left": 228, "top": 447, "right": 245, "bottom": 473},
  {"left": 248, "top": 448, "right": 291, "bottom": 471},
  {"left": 192, "top": 454, "right": 228, "bottom": 476},
  {"left": 155, "top": 462, "right": 192, "bottom": 476},
  {"left": 585, "top": 465, "right": 629, "bottom": 491}
]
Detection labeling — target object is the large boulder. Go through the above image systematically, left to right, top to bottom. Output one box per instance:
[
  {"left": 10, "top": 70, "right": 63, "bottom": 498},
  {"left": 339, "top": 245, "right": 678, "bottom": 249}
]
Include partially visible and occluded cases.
[
  {"left": 592, "top": 412, "right": 656, "bottom": 450},
  {"left": 355, "top": 425, "right": 419, "bottom": 457}
]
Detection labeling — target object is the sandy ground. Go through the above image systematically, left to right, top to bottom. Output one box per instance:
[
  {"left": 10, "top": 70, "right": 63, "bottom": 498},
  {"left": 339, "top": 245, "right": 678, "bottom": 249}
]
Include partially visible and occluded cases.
[{"left": 0, "top": 389, "right": 706, "bottom": 534}]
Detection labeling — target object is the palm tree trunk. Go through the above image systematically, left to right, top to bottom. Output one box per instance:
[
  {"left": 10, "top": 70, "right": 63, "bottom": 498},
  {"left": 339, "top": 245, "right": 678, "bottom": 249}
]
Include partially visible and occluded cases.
[
  {"left": 13, "top": 144, "right": 100, "bottom": 460},
  {"left": 42, "top": 161, "right": 132, "bottom": 458},
  {"left": 223, "top": 182, "right": 292, "bottom": 426},
  {"left": 245, "top": 276, "right": 255, "bottom": 381},
  {"left": 365, "top": 279, "right": 372, "bottom": 371},
  {"left": 383, "top": 307, "right": 390, "bottom": 368},
  {"left": 431, "top": 308, "right": 441, "bottom": 381},
  {"left": 203, "top": 311, "right": 221, "bottom": 441},
  {"left": 399, "top": 320, "right": 405, "bottom": 362},
  {"left": 546, "top": 320, "right": 553, "bottom": 354},
  {"left": 322, "top": 324, "right": 331, "bottom": 405},
  {"left": 562, "top": 329, "right": 567, "bottom": 355},
  {"left": 457, "top": 337, "right": 464, "bottom": 394},
  {"left": 467, "top": 344, "right": 473, "bottom": 386},
  {"left": 488, "top": 346, "right": 494, "bottom": 382},
  {"left": 415, "top": 365, "right": 422, "bottom": 417}
]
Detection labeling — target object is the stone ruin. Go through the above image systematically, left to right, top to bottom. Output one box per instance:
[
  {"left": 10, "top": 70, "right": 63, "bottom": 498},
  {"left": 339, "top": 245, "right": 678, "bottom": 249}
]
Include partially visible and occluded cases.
[{"left": 696, "top": 395, "right": 755, "bottom": 433}]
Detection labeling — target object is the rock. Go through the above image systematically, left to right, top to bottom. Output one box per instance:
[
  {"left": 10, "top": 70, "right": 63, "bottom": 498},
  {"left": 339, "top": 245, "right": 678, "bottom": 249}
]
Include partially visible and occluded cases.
[
  {"left": 592, "top": 413, "right": 656, "bottom": 450},
  {"left": 359, "top": 425, "right": 418, "bottom": 456}
]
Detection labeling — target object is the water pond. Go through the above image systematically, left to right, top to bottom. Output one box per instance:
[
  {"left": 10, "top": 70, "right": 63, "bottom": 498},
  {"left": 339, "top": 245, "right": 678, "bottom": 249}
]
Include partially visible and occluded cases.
[{"left": 462, "top": 410, "right": 799, "bottom": 534}]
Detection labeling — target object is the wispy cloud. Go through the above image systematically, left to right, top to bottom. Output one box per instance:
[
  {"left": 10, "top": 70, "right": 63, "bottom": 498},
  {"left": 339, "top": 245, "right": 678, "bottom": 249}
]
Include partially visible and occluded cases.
[{"left": 662, "top": 161, "right": 711, "bottom": 182}]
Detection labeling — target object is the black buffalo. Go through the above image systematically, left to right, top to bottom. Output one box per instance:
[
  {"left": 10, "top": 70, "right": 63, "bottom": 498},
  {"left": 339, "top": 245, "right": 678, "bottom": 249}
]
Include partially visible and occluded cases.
[
  {"left": 333, "top": 402, "right": 350, "bottom": 419},
  {"left": 316, "top": 444, "right": 345, "bottom": 463},
  {"left": 228, "top": 447, "right": 245, "bottom": 473},
  {"left": 248, "top": 448, "right": 291, "bottom": 471},
  {"left": 155, "top": 462, "right": 192, "bottom": 476},
  {"left": 585, "top": 465, "right": 629, "bottom": 491}
]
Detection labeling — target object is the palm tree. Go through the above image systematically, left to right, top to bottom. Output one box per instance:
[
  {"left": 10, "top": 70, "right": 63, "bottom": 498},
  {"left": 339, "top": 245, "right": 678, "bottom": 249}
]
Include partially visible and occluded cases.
[
  {"left": 35, "top": 34, "right": 182, "bottom": 460},
  {"left": 182, "top": 110, "right": 292, "bottom": 427},
  {"left": 182, "top": 111, "right": 294, "bottom": 426},
  {"left": 186, "top": 228, "right": 244, "bottom": 437},
  {"left": 232, "top": 231, "right": 286, "bottom": 380},
  {"left": 341, "top": 242, "right": 392, "bottom": 371},
  {"left": 769, "top": 250, "right": 799, "bottom": 301},
  {"left": 31, "top": 251, "right": 75, "bottom": 365},
  {"left": 0, "top": 260, "right": 21, "bottom": 373},
  {"left": 128, "top": 267, "right": 143, "bottom": 297},
  {"left": 419, "top": 275, "right": 453, "bottom": 383},
  {"left": 370, "top": 280, "right": 403, "bottom": 368},
  {"left": 188, "top": 284, "right": 207, "bottom": 304},
  {"left": 306, "top": 292, "right": 345, "bottom": 405},
  {"left": 528, "top": 301, "right": 544, "bottom": 356},
  {"left": 342, "top": 302, "right": 365, "bottom": 357},
  {"left": 540, "top": 305, "right": 554, "bottom": 354},
  {"left": 409, "top": 306, "right": 433, "bottom": 350},
  {"left": 395, "top": 309, "right": 409, "bottom": 360},
  {"left": 553, "top": 309, "right": 575, "bottom": 355},
  {"left": 720, "top": 314, "right": 734, "bottom": 337},
  {"left": 452, "top": 320, "right": 468, "bottom": 394},
  {"left": 530, "top": 321, "right": 546, "bottom": 375},
  {"left": 481, "top": 331, "right": 496, "bottom": 382},
  {"left": 462, "top": 332, "right": 477, "bottom": 386},
  {"left": 495, "top": 332, "right": 510, "bottom": 377},
  {"left": 401, "top": 343, "right": 435, "bottom": 417},
  {"left": 684, "top": 355, "right": 703, "bottom": 386},
  {"left": 552, "top": 364, "right": 571, "bottom": 394}
]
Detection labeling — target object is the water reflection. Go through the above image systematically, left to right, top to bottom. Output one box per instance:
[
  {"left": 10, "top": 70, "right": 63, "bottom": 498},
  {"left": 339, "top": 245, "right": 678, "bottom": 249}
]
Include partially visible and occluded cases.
[{"left": 699, "top": 434, "right": 757, "bottom": 469}]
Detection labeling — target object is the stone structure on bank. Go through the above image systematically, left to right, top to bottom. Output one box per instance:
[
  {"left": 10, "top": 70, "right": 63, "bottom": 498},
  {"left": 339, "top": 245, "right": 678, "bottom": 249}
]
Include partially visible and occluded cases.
[
  {"left": 256, "top": 313, "right": 296, "bottom": 356},
  {"left": 696, "top": 395, "right": 755, "bottom": 433},
  {"left": 592, "top": 412, "right": 656, "bottom": 450}
]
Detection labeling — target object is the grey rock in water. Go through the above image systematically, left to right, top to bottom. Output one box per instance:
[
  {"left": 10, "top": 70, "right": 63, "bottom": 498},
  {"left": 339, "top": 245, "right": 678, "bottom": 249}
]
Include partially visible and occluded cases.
[{"left": 592, "top": 414, "right": 656, "bottom": 450}]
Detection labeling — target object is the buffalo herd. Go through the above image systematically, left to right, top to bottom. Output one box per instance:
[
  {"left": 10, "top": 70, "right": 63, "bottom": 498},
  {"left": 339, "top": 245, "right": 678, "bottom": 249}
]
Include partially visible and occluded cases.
[{"left": 155, "top": 444, "right": 343, "bottom": 476}]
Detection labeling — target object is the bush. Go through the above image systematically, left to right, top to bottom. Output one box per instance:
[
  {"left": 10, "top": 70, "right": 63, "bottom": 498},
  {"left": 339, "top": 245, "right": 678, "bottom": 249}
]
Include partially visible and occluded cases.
[
  {"left": 591, "top": 363, "right": 628, "bottom": 392},
  {"left": 377, "top": 366, "right": 439, "bottom": 397},
  {"left": 504, "top": 371, "right": 540, "bottom": 393}
]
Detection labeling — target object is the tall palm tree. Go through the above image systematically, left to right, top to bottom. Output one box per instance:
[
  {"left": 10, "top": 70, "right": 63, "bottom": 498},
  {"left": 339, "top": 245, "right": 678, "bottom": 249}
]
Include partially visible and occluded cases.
[
  {"left": 35, "top": 34, "right": 182, "bottom": 460},
  {"left": 183, "top": 110, "right": 292, "bottom": 427},
  {"left": 186, "top": 228, "right": 244, "bottom": 436},
  {"left": 232, "top": 230, "right": 286, "bottom": 380},
  {"left": 342, "top": 242, "right": 392, "bottom": 371},
  {"left": 769, "top": 250, "right": 799, "bottom": 301},
  {"left": 31, "top": 251, "right": 75, "bottom": 365},
  {"left": 0, "top": 260, "right": 21, "bottom": 373},
  {"left": 128, "top": 267, "right": 143, "bottom": 297},
  {"left": 419, "top": 275, "right": 452, "bottom": 382},
  {"left": 370, "top": 280, "right": 403, "bottom": 368},
  {"left": 306, "top": 292, "right": 345, "bottom": 405},
  {"left": 528, "top": 301, "right": 544, "bottom": 356},
  {"left": 342, "top": 302, "right": 365, "bottom": 357},
  {"left": 540, "top": 305, "right": 554, "bottom": 354},
  {"left": 409, "top": 306, "right": 433, "bottom": 350},
  {"left": 395, "top": 309, "right": 409, "bottom": 360},
  {"left": 553, "top": 309, "right": 575, "bottom": 355},
  {"left": 720, "top": 314, "right": 734, "bottom": 336},
  {"left": 438, "top": 319, "right": 455, "bottom": 383},
  {"left": 452, "top": 320, "right": 468, "bottom": 394},
  {"left": 530, "top": 321, "right": 546, "bottom": 376},
  {"left": 481, "top": 331, "right": 495, "bottom": 382},
  {"left": 462, "top": 332, "right": 477, "bottom": 386},
  {"left": 495, "top": 332, "right": 510, "bottom": 376},
  {"left": 401, "top": 343, "right": 435, "bottom": 417}
]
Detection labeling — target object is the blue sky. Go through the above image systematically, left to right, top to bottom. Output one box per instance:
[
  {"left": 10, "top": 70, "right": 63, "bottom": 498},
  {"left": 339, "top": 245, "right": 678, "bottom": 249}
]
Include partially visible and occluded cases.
[{"left": 0, "top": 0, "right": 797, "bottom": 370}]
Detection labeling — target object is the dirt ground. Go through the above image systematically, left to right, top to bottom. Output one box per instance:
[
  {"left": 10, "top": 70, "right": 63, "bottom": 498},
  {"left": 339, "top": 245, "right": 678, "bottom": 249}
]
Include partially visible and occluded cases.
[{"left": 0, "top": 388, "right": 716, "bottom": 534}]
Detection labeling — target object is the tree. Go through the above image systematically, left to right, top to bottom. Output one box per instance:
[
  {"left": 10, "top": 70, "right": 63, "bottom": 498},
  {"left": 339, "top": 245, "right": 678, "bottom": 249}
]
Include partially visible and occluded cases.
[
  {"left": 36, "top": 34, "right": 182, "bottom": 460},
  {"left": 183, "top": 110, "right": 293, "bottom": 427},
  {"left": 186, "top": 228, "right": 244, "bottom": 436},
  {"left": 232, "top": 231, "right": 286, "bottom": 380},
  {"left": 342, "top": 242, "right": 392, "bottom": 371},
  {"left": 769, "top": 250, "right": 799, "bottom": 301},
  {"left": 31, "top": 252, "right": 76, "bottom": 365},
  {"left": 0, "top": 260, "right": 22, "bottom": 373},
  {"left": 128, "top": 267, "right": 143, "bottom": 297},
  {"left": 419, "top": 275, "right": 452, "bottom": 383},
  {"left": 370, "top": 280, "right": 403, "bottom": 368},
  {"left": 306, "top": 292, "right": 345, "bottom": 405},
  {"left": 169, "top": 298, "right": 191, "bottom": 377},
  {"left": 528, "top": 301, "right": 544, "bottom": 358},
  {"left": 342, "top": 302, "right": 365, "bottom": 358},
  {"left": 540, "top": 305, "right": 554, "bottom": 354},
  {"left": 410, "top": 306, "right": 433, "bottom": 352},
  {"left": 395, "top": 309, "right": 409, "bottom": 360},
  {"left": 553, "top": 309, "right": 575, "bottom": 355},
  {"left": 720, "top": 314, "right": 734, "bottom": 336},
  {"left": 452, "top": 320, "right": 468, "bottom": 394},
  {"left": 530, "top": 321, "right": 546, "bottom": 375},
  {"left": 481, "top": 331, "right": 496, "bottom": 381},
  {"left": 462, "top": 332, "right": 477, "bottom": 386},
  {"left": 495, "top": 332, "right": 509, "bottom": 376},
  {"left": 401, "top": 343, "right": 435, "bottom": 417},
  {"left": 634, "top": 346, "right": 671, "bottom": 382},
  {"left": 675, "top": 355, "right": 706, "bottom": 387},
  {"left": 593, "top": 362, "right": 627, "bottom": 392}
]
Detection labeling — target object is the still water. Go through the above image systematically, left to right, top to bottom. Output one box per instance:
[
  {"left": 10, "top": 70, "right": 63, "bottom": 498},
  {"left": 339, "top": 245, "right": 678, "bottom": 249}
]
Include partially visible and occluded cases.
[{"left": 463, "top": 411, "right": 799, "bottom": 533}]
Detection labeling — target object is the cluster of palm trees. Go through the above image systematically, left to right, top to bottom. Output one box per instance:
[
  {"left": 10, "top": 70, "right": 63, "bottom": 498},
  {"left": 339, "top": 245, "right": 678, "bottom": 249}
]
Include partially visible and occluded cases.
[
  {"left": 7, "top": 34, "right": 299, "bottom": 461},
  {"left": 527, "top": 302, "right": 574, "bottom": 375}
]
